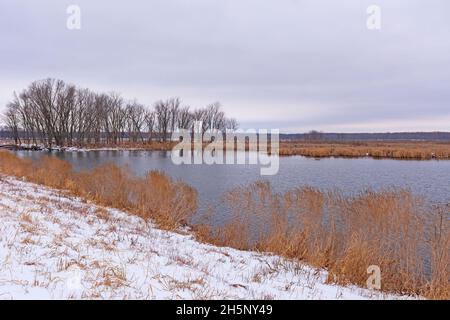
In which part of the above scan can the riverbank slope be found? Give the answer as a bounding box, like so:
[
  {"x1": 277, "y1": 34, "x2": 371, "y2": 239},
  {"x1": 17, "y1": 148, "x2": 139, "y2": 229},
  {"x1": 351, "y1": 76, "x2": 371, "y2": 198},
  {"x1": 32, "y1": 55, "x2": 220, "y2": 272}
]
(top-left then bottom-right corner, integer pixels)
[{"x1": 0, "y1": 175, "x2": 408, "y2": 299}]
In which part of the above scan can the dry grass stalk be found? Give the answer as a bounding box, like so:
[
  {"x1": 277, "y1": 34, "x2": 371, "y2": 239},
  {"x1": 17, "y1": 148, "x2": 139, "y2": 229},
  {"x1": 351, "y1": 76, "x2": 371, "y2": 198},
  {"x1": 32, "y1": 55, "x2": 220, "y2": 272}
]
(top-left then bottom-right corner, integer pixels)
[
  {"x1": 278, "y1": 140, "x2": 450, "y2": 160},
  {"x1": 199, "y1": 181, "x2": 449, "y2": 299}
]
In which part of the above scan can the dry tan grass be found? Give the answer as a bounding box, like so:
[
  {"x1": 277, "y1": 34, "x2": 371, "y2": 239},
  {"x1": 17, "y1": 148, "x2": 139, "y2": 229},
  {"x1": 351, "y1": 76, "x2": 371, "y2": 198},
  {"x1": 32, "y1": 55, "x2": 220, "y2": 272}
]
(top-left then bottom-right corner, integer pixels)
[
  {"x1": 196, "y1": 182, "x2": 450, "y2": 299},
  {"x1": 279, "y1": 140, "x2": 450, "y2": 160}
]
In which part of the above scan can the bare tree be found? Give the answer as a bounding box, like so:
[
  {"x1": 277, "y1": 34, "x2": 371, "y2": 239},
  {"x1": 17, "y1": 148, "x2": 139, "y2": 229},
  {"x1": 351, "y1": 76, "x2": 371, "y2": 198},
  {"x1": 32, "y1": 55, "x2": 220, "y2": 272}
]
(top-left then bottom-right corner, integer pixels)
[
  {"x1": 105, "y1": 92, "x2": 124, "y2": 144},
  {"x1": 145, "y1": 110, "x2": 156, "y2": 142},
  {"x1": 169, "y1": 97, "x2": 180, "y2": 136},
  {"x1": 155, "y1": 100, "x2": 171, "y2": 142},
  {"x1": 177, "y1": 106, "x2": 193, "y2": 130},
  {"x1": 4, "y1": 102, "x2": 21, "y2": 145},
  {"x1": 225, "y1": 118, "x2": 239, "y2": 132},
  {"x1": 2, "y1": 79, "x2": 239, "y2": 148},
  {"x1": 126, "y1": 100, "x2": 146, "y2": 142}
]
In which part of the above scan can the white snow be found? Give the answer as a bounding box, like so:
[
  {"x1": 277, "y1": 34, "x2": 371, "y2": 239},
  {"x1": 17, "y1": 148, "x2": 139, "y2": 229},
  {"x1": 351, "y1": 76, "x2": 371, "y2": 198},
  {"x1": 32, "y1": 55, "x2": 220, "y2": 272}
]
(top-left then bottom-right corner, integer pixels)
[
  {"x1": 8, "y1": 143, "x2": 146, "y2": 152},
  {"x1": 0, "y1": 175, "x2": 416, "y2": 300}
]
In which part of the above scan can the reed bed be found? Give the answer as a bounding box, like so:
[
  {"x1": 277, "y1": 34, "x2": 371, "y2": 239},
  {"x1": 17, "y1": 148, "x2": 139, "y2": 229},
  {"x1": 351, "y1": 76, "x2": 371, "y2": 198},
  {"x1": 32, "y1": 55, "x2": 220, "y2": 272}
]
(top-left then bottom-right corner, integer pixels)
[
  {"x1": 195, "y1": 182, "x2": 449, "y2": 299},
  {"x1": 279, "y1": 141, "x2": 450, "y2": 160}
]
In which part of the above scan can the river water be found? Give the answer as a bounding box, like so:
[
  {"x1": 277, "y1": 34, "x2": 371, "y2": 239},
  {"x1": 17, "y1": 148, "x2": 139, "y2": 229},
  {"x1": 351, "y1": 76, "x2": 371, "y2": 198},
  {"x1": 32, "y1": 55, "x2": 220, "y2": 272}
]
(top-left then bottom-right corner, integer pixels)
[{"x1": 15, "y1": 150, "x2": 450, "y2": 217}]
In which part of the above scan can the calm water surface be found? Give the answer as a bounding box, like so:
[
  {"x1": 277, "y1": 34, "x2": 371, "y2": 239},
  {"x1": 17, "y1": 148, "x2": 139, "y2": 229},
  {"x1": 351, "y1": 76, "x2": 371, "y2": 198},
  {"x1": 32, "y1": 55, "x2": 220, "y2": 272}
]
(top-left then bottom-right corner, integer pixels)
[{"x1": 15, "y1": 150, "x2": 450, "y2": 222}]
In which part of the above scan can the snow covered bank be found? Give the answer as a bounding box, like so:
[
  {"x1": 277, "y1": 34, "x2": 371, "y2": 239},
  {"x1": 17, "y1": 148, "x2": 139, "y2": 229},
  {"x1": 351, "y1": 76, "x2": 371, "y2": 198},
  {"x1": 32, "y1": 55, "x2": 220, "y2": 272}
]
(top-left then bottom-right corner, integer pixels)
[
  {"x1": 1, "y1": 143, "x2": 146, "y2": 152},
  {"x1": 0, "y1": 175, "x2": 413, "y2": 300}
]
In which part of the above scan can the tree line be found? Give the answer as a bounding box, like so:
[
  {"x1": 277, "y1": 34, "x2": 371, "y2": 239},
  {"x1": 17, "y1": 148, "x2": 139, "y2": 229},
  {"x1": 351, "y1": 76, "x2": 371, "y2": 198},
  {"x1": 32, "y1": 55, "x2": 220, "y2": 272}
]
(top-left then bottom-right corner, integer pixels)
[{"x1": 2, "y1": 78, "x2": 238, "y2": 147}]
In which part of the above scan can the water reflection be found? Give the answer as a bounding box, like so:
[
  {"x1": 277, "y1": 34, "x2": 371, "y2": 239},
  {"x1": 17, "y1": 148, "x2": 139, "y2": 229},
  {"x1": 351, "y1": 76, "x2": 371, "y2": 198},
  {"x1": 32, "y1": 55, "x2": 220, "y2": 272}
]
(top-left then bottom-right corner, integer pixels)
[{"x1": 15, "y1": 150, "x2": 450, "y2": 225}]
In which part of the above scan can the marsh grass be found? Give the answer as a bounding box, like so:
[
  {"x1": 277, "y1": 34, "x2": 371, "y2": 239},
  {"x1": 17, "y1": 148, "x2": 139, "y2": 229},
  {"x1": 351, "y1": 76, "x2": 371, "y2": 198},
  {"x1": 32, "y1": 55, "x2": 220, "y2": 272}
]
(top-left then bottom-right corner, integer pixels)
[
  {"x1": 196, "y1": 182, "x2": 449, "y2": 299},
  {"x1": 279, "y1": 141, "x2": 450, "y2": 160}
]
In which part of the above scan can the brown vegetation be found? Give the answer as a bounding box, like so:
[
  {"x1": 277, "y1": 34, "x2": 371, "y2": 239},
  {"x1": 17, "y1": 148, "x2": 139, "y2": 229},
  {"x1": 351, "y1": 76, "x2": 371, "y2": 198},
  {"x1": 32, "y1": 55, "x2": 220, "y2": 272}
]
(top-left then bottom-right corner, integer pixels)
[
  {"x1": 0, "y1": 150, "x2": 197, "y2": 229},
  {"x1": 196, "y1": 182, "x2": 449, "y2": 299},
  {"x1": 279, "y1": 140, "x2": 450, "y2": 160}
]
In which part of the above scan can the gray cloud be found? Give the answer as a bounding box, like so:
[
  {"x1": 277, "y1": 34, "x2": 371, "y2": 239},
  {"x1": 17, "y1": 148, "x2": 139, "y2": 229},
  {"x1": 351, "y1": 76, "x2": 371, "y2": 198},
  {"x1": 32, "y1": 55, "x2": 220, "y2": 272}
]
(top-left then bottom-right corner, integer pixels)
[{"x1": 1, "y1": 0, "x2": 449, "y2": 132}]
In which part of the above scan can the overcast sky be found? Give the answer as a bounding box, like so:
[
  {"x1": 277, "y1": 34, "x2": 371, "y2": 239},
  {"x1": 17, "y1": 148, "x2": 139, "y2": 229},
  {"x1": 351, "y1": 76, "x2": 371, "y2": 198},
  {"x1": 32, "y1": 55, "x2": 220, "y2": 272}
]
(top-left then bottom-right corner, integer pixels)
[{"x1": 0, "y1": 0, "x2": 449, "y2": 133}]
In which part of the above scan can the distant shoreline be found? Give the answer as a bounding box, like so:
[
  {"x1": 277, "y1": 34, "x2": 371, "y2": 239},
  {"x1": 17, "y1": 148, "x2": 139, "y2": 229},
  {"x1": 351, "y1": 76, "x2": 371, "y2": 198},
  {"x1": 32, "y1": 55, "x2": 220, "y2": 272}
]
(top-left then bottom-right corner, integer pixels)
[{"x1": 2, "y1": 139, "x2": 450, "y2": 160}]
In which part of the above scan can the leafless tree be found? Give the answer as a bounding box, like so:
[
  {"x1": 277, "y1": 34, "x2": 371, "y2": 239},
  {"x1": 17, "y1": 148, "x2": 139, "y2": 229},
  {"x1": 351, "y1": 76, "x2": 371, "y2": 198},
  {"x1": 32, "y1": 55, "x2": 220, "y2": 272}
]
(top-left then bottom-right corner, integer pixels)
[
  {"x1": 4, "y1": 102, "x2": 21, "y2": 144},
  {"x1": 225, "y1": 118, "x2": 239, "y2": 132},
  {"x1": 2, "y1": 79, "x2": 238, "y2": 148},
  {"x1": 169, "y1": 97, "x2": 180, "y2": 135},
  {"x1": 177, "y1": 106, "x2": 193, "y2": 130},
  {"x1": 126, "y1": 100, "x2": 146, "y2": 142},
  {"x1": 155, "y1": 99, "x2": 171, "y2": 142},
  {"x1": 145, "y1": 110, "x2": 156, "y2": 142}
]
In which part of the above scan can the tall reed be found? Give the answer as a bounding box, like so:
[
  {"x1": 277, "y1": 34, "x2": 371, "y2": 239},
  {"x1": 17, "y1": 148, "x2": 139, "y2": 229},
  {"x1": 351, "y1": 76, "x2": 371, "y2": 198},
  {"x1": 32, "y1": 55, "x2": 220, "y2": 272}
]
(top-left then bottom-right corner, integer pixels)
[
  {"x1": 196, "y1": 182, "x2": 449, "y2": 299},
  {"x1": 279, "y1": 141, "x2": 450, "y2": 160}
]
